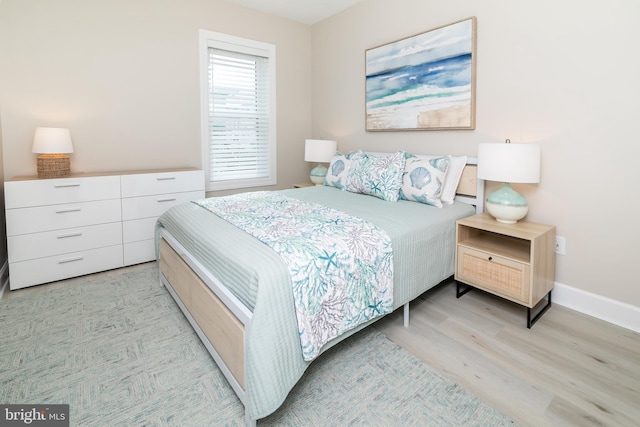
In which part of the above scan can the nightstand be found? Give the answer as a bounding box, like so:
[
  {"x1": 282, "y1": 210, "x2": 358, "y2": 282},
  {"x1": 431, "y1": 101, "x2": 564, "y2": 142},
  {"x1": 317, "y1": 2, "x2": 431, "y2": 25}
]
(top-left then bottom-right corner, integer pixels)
[
  {"x1": 293, "y1": 182, "x2": 315, "y2": 188},
  {"x1": 454, "y1": 213, "x2": 555, "y2": 328}
]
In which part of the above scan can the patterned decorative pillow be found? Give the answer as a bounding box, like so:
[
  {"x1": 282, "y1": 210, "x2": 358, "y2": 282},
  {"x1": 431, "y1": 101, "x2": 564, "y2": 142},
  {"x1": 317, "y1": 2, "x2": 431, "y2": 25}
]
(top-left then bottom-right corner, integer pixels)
[
  {"x1": 400, "y1": 155, "x2": 450, "y2": 207},
  {"x1": 345, "y1": 151, "x2": 406, "y2": 202},
  {"x1": 323, "y1": 150, "x2": 366, "y2": 190}
]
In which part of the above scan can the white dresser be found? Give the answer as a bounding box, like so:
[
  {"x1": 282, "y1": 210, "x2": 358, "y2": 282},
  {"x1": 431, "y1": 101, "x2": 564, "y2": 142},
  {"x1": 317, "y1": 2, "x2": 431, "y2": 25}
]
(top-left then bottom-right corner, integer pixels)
[{"x1": 5, "y1": 168, "x2": 204, "y2": 290}]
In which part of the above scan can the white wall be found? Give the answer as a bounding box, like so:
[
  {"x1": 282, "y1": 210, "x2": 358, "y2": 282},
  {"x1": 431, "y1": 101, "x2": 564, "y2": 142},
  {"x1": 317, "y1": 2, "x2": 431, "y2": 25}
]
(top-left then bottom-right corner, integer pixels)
[
  {"x1": 0, "y1": 0, "x2": 313, "y2": 192},
  {"x1": 311, "y1": 0, "x2": 640, "y2": 310}
]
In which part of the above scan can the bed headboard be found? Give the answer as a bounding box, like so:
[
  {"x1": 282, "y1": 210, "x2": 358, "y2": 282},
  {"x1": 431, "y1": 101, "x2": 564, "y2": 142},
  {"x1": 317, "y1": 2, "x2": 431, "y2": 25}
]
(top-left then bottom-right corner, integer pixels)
[
  {"x1": 453, "y1": 158, "x2": 484, "y2": 214},
  {"x1": 365, "y1": 152, "x2": 484, "y2": 214}
]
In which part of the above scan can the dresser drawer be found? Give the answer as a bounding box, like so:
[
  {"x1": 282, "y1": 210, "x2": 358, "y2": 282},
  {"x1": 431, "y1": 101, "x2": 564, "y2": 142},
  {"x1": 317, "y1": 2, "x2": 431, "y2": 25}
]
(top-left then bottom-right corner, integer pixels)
[
  {"x1": 8, "y1": 222, "x2": 123, "y2": 263},
  {"x1": 5, "y1": 175, "x2": 120, "y2": 208},
  {"x1": 121, "y1": 170, "x2": 204, "y2": 197},
  {"x1": 456, "y1": 246, "x2": 531, "y2": 304},
  {"x1": 6, "y1": 199, "x2": 122, "y2": 236},
  {"x1": 124, "y1": 239, "x2": 156, "y2": 266},
  {"x1": 123, "y1": 217, "x2": 157, "y2": 243},
  {"x1": 9, "y1": 245, "x2": 124, "y2": 290},
  {"x1": 121, "y1": 191, "x2": 203, "y2": 221}
]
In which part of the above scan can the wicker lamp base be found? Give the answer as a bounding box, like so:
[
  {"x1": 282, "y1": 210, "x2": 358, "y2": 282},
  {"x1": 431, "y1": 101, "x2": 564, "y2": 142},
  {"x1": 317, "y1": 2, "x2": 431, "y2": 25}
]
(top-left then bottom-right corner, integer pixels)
[{"x1": 37, "y1": 154, "x2": 71, "y2": 178}]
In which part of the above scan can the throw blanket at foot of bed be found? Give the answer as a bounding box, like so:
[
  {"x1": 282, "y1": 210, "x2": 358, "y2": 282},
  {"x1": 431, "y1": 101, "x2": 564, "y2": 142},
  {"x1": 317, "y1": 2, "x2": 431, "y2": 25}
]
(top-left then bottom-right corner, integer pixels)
[{"x1": 195, "y1": 192, "x2": 394, "y2": 361}]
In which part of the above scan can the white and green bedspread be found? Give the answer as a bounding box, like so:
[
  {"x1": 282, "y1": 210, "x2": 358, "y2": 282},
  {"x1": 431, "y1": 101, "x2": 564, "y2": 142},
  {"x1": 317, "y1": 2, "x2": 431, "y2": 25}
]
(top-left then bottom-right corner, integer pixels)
[
  {"x1": 155, "y1": 185, "x2": 475, "y2": 420},
  {"x1": 194, "y1": 192, "x2": 394, "y2": 361}
]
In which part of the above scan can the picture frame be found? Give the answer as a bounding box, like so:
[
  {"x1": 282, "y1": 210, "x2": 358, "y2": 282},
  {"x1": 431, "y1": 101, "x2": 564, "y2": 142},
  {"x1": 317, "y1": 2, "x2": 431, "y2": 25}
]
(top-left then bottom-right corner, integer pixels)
[{"x1": 365, "y1": 17, "x2": 477, "y2": 131}]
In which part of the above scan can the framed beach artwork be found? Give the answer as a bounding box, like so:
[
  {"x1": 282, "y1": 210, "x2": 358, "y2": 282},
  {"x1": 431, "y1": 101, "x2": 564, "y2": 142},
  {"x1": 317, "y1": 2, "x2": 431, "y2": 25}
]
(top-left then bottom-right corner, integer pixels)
[{"x1": 365, "y1": 17, "x2": 477, "y2": 131}]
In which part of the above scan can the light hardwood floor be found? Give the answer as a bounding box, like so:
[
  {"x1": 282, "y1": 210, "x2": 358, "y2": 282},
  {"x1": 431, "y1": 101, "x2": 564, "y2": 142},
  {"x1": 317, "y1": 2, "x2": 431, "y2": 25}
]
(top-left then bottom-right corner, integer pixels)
[{"x1": 374, "y1": 280, "x2": 640, "y2": 427}]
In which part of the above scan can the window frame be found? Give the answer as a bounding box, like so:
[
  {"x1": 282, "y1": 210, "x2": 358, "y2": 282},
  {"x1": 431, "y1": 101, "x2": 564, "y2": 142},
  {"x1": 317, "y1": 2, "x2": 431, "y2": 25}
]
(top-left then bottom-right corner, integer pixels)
[{"x1": 199, "y1": 29, "x2": 277, "y2": 191}]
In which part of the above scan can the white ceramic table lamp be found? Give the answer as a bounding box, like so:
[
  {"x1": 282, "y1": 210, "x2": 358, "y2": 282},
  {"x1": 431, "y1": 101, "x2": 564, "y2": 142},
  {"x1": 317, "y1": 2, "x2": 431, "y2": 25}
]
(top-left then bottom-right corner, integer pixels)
[
  {"x1": 477, "y1": 140, "x2": 540, "y2": 223},
  {"x1": 304, "y1": 139, "x2": 337, "y2": 185},
  {"x1": 32, "y1": 127, "x2": 74, "y2": 178}
]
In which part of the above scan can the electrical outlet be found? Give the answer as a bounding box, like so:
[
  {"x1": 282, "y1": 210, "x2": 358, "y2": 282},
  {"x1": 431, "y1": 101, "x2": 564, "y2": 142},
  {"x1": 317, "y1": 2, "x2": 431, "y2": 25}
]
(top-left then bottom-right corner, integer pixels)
[{"x1": 555, "y1": 236, "x2": 566, "y2": 255}]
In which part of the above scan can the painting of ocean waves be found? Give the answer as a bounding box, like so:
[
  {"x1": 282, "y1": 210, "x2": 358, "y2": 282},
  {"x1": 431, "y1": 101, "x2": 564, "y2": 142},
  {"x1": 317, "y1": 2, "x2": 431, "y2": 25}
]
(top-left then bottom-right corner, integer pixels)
[{"x1": 366, "y1": 17, "x2": 476, "y2": 130}]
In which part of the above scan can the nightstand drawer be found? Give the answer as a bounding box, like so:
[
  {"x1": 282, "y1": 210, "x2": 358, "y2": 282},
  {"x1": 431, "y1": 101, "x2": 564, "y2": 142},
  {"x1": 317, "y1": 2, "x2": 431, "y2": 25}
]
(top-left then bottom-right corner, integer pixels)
[{"x1": 457, "y1": 246, "x2": 531, "y2": 303}]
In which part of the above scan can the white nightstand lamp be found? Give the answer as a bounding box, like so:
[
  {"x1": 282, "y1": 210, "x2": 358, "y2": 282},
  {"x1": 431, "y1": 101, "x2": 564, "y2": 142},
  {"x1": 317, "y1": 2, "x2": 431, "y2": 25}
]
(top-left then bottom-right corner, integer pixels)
[
  {"x1": 477, "y1": 139, "x2": 540, "y2": 224},
  {"x1": 32, "y1": 127, "x2": 75, "y2": 179},
  {"x1": 304, "y1": 139, "x2": 337, "y2": 185}
]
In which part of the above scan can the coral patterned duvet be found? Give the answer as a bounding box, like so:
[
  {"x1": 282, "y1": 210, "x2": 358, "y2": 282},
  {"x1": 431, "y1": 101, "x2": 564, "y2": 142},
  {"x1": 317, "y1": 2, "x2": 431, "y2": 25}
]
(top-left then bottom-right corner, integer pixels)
[{"x1": 195, "y1": 191, "x2": 393, "y2": 361}]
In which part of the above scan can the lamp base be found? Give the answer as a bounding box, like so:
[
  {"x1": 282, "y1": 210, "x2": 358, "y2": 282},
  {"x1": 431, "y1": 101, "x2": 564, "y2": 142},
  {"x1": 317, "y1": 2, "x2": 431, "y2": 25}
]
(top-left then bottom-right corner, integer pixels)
[
  {"x1": 37, "y1": 154, "x2": 71, "y2": 179},
  {"x1": 310, "y1": 164, "x2": 327, "y2": 186},
  {"x1": 485, "y1": 183, "x2": 528, "y2": 224}
]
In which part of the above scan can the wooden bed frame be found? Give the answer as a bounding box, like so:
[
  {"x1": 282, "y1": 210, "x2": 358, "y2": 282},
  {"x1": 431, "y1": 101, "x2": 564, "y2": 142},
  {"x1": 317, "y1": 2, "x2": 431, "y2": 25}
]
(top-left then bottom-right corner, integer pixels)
[{"x1": 158, "y1": 158, "x2": 483, "y2": 426}]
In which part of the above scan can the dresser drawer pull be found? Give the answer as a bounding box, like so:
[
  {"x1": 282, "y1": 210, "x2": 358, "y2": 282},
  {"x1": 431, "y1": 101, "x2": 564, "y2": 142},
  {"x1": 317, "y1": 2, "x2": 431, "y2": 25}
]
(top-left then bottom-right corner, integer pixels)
[
  {"x1": 57, "y1": 232, "x2": 83, "y2": 239},
  {"x1": 156, "y1": 177, "x2": 176, "y2": 181},
  {"x1": 157, "y1": 198, "x2": 177, "y2": 203},
  {"x1": 56, "y1": 208, "x2": 82, "y2": 214},
  {"x1": 54, "y1": 183, "x2": 81, "y2": 188},
  {"x1": 58, "y1": 256, "x2": 84, "y2": 264},
  {"x1": 488, "y1": 256, "x2": 493, "y2": 261}
]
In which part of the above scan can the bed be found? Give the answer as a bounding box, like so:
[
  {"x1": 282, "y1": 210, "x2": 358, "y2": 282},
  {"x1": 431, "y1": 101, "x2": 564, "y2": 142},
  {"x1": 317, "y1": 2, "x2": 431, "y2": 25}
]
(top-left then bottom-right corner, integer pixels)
[{"x1": 155, "y1": 152, "x2": 483, "y2": 426}]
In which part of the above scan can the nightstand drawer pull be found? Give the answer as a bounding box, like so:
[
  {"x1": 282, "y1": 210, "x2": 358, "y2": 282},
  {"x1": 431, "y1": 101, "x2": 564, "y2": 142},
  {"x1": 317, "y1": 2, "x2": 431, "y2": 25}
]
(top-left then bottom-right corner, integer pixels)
[
  {"x1": 57, "y1": 232, "x2": 83, "y2": 239},
  {"x1": 56, "y1": 208, "x2": 82, "y2": 214},
  {"x1": 488, "y1": 256, "x2": 493, "y2": 261},
  {"x1": 157, "y1": 198, "x2": 177, "y2": 203},
  {"x1": 58, "y1": 256, "x2": 84, "y2": 264},
  {"x1": 156, "y1": 177, "x2": 176, "y2": 181},
  {"x1": 54, "y1": 183, "x2": 81, "y2": 188}
]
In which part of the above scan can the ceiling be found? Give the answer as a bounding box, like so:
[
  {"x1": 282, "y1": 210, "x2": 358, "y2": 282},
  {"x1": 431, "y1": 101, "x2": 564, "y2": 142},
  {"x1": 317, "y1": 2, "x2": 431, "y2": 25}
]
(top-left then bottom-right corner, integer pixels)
[{"x1": 223, "y1": 0, "x2": 365, "y2": 25}]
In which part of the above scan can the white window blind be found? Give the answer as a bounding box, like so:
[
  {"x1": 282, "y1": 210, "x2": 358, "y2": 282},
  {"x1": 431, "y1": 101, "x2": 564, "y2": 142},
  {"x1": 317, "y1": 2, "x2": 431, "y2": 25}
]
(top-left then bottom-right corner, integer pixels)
[{"x1": 200, "y1": 31, "x2": 276, "y2": 191}]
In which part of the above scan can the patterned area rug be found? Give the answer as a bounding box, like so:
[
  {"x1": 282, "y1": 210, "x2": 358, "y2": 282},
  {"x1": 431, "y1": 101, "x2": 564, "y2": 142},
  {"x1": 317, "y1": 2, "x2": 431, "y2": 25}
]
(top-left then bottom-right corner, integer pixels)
[{"x1": 0, "y1": 264, "x2": 515, "y2": 426}]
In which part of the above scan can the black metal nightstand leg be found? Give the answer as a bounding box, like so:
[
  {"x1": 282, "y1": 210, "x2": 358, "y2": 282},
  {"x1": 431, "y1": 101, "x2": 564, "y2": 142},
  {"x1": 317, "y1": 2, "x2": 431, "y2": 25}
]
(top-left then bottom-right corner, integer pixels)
[
  {"x1": 456, "y1": 281, "x2": 474, "y2": 298},
  {"x1": 527, "y1": 290, "x2": 552, "y2": 328}
]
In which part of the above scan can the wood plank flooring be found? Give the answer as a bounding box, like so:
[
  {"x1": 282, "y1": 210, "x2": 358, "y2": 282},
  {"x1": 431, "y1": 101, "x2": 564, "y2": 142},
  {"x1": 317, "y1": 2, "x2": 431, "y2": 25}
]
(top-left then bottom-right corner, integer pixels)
[{"x1": 374, "y1": 280, "x2": 640, "y2": 427}]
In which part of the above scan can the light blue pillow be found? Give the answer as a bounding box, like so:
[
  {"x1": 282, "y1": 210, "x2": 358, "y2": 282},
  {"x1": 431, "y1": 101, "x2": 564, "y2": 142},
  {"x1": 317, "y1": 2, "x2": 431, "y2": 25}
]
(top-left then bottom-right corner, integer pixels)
[
  {"x1": 324, "y1": 150, "x2": 366, "y2": 190},
  {"x1": 346, "y1": 151, "x2": 406, "y2": 202},
  {"x1": 400, "y1": 155, "x2": 450, "y2": 207}
]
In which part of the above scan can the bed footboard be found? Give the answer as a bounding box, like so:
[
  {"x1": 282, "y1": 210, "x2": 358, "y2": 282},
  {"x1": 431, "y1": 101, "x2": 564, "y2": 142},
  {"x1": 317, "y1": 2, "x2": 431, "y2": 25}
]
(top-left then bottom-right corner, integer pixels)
[
  {"x1": 158, "y1": 233, "x2": 255, "y2": 425},
  {"x1": 159, "y1": 238, "x2": 245, "y2": 386}
]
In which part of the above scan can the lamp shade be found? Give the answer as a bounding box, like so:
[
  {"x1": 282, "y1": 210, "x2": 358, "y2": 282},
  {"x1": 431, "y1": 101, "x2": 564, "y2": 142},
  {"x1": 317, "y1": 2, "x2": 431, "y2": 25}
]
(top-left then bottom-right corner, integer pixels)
[
  {"x1": 477, "y1": 142, "x2": 540, "y2": 183},
  {"x1": 32, "y1": 127, "x2": 74, "y2": 154},
  {"x1": 304, "y1": 139, "x2": 337, "y2": 163},
  {"x1": 477, "y1": 141, "x2": 541, "y2": 224}
]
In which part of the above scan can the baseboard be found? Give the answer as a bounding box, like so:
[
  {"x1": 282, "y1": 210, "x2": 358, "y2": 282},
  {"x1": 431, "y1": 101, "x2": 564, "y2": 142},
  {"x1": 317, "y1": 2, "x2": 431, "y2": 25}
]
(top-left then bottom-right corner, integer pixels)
[
  {"x1": 0, "y1": 261, "x2": 9, "y2": 300},
  {"x1": 553, "y1": 281, "x2": 640, "y2": 333}
]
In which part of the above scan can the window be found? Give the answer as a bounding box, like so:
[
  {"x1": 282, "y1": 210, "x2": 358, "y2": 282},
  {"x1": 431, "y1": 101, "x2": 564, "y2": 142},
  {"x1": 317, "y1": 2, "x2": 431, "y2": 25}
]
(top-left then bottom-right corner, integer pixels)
[{"x1": 200, "y1": 30, "x2": 277, "y2": 191}]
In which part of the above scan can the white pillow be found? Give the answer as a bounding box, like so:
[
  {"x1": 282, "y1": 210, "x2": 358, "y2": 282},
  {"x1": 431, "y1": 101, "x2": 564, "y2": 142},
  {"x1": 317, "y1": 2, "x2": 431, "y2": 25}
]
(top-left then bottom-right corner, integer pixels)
[{"x1": 441, "y1": 155, "x2": 467, "y2": 204}]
